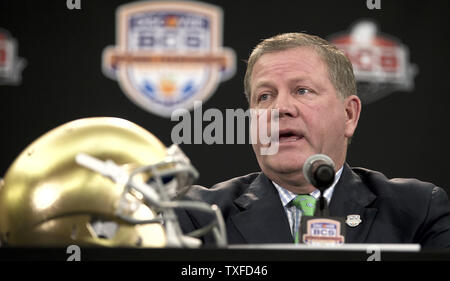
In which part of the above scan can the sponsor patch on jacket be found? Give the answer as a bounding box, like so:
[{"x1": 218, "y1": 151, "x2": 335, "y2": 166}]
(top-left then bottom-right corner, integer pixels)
[{"x1": 346, "y1": 214, "x2": 362, "y2": 227}]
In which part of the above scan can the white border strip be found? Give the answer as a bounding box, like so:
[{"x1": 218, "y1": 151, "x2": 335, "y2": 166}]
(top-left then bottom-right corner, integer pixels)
[{"x1": 228, "y1": 243, "x2": 421, "y2": 252}]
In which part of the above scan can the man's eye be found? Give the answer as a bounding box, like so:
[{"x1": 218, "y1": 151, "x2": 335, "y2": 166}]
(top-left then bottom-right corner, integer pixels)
[
  {"x1": 258, "y1": 93, "x2": 269, "y2": 101},
  {"x1": 296, "y1": 88, "x2": 310, "y2": 95}
]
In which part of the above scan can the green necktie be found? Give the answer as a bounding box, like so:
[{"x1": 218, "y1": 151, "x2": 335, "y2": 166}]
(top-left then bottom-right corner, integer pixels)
[{"x1": 292, "y1": 194, "x2": 316, "y2": 243}]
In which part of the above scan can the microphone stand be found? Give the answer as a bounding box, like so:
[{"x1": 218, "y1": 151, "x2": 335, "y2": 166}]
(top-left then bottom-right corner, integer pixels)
[
  {"x1": 301, "y1": 154, "x2": 345, "y2": 245},
  {"x1": 316, "y1": 187, "x2": 329, "y2": 217}
]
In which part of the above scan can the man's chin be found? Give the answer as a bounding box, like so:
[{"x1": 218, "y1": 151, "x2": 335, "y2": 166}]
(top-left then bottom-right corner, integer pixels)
[{"x1": 264, "y1": 161, "x2": 304, "y2": 175}]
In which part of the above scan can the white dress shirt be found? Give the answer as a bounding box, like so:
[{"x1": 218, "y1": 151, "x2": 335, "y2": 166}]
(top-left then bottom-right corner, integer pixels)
[{"x1": 272, "y1": 167, "x2": 343, "y2": 238}]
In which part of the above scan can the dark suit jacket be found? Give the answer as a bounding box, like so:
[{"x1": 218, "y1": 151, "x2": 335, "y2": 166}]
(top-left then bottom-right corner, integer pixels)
[{"x1": 176, "y1": 163, "x2": 450, "y2": 248}]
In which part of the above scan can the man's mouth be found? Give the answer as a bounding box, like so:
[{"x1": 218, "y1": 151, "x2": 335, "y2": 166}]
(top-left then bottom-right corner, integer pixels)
[{"x1": 277, "y1": 130, "x2": 304, "y2": 143}]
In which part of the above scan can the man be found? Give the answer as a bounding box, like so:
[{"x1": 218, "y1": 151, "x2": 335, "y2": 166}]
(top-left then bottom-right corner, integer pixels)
[{"x1": 176, "y1": 33, "x2": 450, "y2": 248}]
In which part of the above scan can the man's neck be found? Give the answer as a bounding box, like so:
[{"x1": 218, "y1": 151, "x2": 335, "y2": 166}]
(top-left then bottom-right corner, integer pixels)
[
  {"x1": 265, "y1": 164, "x2": 344, "y2": 195},
  {"x1": 268, "y1": 173, "x2": 316, "y2": 194}
]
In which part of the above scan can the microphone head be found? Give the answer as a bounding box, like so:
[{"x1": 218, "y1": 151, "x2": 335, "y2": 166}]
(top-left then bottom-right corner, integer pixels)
[
  {"x1": 303, "y1": 154, "x2": 335, "y2": 192},
  {"x1": 314, "y1": 165, "x2": 335, "y2": 189}
]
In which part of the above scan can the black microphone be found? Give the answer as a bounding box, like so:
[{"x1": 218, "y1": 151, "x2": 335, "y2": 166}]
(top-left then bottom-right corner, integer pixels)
[
  {"x1": 302, "y1": 154, "x2": 335, "y2": 216},
  {"x1": 303, "y1": 154, "x2": 335, "y2": 190}
]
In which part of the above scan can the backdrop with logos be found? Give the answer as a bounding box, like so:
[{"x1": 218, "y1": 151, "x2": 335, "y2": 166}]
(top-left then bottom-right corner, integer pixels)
[{"x1": 0, "y1": 0, "x2": 449, "y2": 196}]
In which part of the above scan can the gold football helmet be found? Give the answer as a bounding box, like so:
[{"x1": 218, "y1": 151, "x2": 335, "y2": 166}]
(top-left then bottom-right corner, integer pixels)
[{"x1": 0, "y1": 117, "x2": 226, "y2": 247}]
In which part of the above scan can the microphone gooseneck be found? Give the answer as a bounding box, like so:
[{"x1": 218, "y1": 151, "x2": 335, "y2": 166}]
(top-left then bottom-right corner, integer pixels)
[{"x1": 302, "y1": 154, "x2": 336, "y2": 215}]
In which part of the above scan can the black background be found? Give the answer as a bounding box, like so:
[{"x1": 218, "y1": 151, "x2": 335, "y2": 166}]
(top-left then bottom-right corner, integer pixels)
[{"x1": 0, "y1": 0, "x2": 449, "y2": 195}]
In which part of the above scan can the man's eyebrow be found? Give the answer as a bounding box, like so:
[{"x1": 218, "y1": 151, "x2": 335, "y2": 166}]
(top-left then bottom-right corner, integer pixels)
[
  {"x1": 253, "y1": 81, "x2": 275, "y2": 91},
  {"x1": 255, "y1": 77, "x2": 316, "y2": 88},
  {"x1": 252, "y1": 77, "x2": 324, "y2": 96},
  {"x1": 289, "y1": 77, "x2": 314, "y2": 85},
  {"x1": 289, "y1": 77, "x2": 324, "y2": 90}
]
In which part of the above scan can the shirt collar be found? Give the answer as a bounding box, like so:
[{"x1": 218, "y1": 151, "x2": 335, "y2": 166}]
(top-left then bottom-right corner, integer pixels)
[{"x1": 273, "y1": 166, "x2": 344, "y2": 207}]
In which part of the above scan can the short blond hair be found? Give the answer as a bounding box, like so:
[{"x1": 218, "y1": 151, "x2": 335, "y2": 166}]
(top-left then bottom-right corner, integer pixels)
[{"x1": 244, "y1": 32, "x2": 356, "y2": 103}]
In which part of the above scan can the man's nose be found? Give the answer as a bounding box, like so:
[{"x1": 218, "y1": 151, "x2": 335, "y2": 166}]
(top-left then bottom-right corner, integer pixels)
[{"x1": 272, "y1": 92, "x2": 298, "y2": 118}]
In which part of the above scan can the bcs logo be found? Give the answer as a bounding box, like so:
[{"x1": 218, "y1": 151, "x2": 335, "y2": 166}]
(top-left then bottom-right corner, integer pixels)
[
  {"x1": 102, "y1": 1, "x2": 236, "y2": 117},
  {"x1": 302, "y1": 218, "x2": 345, "y2": 245},
  {"x1": 329, "y1": 20, "x2": 417, "y2": 104},
  {"x1": 0, "y1": 28, "x2": 26, "y2": 85}
]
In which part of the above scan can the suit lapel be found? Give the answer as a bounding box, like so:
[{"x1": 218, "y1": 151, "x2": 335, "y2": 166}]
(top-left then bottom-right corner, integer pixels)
[
  {"x1": 230, "y1": 173, "x2": 293, "y2": 243},
  {"x1": 329, "y1": 163, "x2": 378, "y2": 243},
  {"x1": 228, "y1": 164, "x2": 378, "y2": 244}
]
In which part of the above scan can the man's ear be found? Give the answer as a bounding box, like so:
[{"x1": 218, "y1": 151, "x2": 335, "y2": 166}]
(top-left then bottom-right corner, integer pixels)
[{"x1": 344, "y1": 95, "x2": 362, "y2": 138}]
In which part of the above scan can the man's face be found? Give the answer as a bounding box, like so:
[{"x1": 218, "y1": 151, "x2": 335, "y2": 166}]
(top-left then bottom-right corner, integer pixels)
[{"x1": 250, "y1": 47, "x2": 359, "y2": 185}]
